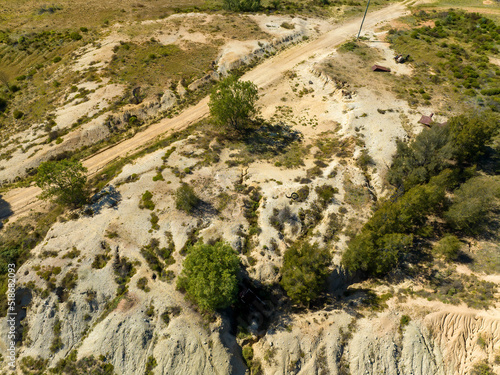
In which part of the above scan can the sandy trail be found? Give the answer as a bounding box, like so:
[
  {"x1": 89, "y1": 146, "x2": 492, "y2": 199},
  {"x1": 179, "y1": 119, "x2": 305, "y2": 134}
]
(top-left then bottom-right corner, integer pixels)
[{"x1": 1, "y1": 1, "x2": 409, "y2": 222}]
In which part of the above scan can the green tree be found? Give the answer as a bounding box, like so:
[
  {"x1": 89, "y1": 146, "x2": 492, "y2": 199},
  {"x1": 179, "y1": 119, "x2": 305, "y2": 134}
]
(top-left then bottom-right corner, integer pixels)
[
  {"x1": 209, "y1": 75, "x2": 259, "y2": 130},
  {"x1": 177, "y1": 242, "x2": 240, "y2": 311},
  {"x1": 388, "y1": 125, "x2": 452, "y2": 189},
  {"x1": 434, "y1": 234, "x2": 461, "y2": 261},
  {"x1": 223, "y1": 0, "x2": 261, "y2": 11},
  {"x1": 36, "y1": 159, "x2": 88, "y2": 207},
  {"x1": 280, "y1": 242, "x2": 331, "y2": 306},
  {"x1": 175, "y1": 183, "x2": 200, "y2": 213},
  {"x1": 448, "y1": 113, "x2": 497, "y2": 163},
  {"x1": 445, "y1": 176, "x2": 500, "y2": 234}
]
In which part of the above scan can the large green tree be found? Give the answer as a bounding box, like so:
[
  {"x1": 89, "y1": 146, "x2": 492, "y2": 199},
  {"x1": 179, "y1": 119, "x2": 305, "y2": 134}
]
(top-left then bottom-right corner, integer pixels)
[
  {"x1": 209, "y1": 75, "x2": 259, "y2": 130},
  {"x1": 280, "y1": 242, "x2": 331, "y2": 306},
  {"x1": 36, "y1": 159, "x2": 88, "y2": 207},
  {"x1": 448, "y1": 113, "x2": 497, "y2": 163},
  {"x1": 177, "y1": 241, "x2": 240, "y2": 311}
]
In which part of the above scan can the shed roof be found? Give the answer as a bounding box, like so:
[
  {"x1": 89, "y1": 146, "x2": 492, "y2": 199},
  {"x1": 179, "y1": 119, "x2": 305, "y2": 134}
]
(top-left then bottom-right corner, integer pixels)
[{"x1": 371, "y1": 65, "x2": 391, "y2": 72}]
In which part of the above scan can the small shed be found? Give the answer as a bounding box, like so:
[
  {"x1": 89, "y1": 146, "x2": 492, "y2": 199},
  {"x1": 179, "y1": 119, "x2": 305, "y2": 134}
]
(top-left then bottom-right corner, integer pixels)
[
  {"x1": 419, "y1": 113, "x2": 434, "y2": 126},
  {"x1": 371, "y1": 65, "x2": 391, "y2": 72}
]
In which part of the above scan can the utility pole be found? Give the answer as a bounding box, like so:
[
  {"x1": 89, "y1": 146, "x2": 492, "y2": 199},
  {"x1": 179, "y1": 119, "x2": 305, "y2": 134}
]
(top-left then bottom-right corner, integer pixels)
[{"x1": 357, "y1": 0, "x2": 371, "y2": 40}]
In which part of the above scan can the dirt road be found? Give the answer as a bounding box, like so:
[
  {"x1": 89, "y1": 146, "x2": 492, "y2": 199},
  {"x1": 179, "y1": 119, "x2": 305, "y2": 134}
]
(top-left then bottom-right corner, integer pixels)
[{"x1": 1, "y1": 1, "x2": 409, "y2": 222}]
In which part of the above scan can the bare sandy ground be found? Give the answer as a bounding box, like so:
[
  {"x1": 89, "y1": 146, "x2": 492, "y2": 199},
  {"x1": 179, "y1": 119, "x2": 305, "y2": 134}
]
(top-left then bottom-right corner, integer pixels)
[{"x1": 1, "y1": 1, "x2": 409, "y2": 223}]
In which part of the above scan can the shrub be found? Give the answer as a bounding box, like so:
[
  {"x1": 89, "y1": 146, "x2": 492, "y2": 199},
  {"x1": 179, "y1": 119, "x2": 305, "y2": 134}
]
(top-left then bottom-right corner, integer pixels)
[
  {"x1": 150, "y1": 213, "x2": 159, "y2": 230},
  {"x1": 209, "y1": 75, "x2": 258, "y2": 130},
  {"x1": 70, "y1": 32, "x2": 82, "y2": 41},
  {"x1": 53, "y1": 56, "x2": 62, "y2": 63},
  {"x1": 434, "y1": 234, "x2": 461, "y2": 261},
  {"x1": 445, "y1": 176, "x2": 500, "y2": 234},
  {"x1": 0, "y1": 97, "x2": 7, "y2": 113},
  {"x1": 137, "y1": 277, "x2": 150, "y2": 292},
  {"x1": 223, "y1": 0, "x2": 260, "y2": 11},
  {"x1": 36, "y1": 159, "x2": 88, "y2": 207},
  {"x1": 175, "y1": 183, "x2": 200, "y2": 213},
  {"x1": 177, "y1": 242, "x2": 240, "y2": 311},
  {"x1": 13, "y1": 109, "x2": 24, "y2": 119},
  {"x1": 280, "y1": 242, "x2": 331, "y2": 306},
  {"x1": 92, "y1": 254, "x2": 110, "y2": 269},
  {"x1": 139, "y1": 190, "x2": 155, "y2": 210},
  {"x1": 448, "y1": 113, "x2": 498, "y2": 163},
  {"x1": 399, "y1": 315, "x2": 411, "y2": 332}
]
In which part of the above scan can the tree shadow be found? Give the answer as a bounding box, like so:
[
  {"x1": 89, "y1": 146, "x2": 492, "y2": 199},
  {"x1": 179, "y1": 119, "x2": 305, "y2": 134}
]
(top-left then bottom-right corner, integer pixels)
[
  {"x1": 241, "y1": 122, "x2": 303, "y2": 156},
  {"x1": 86, "y1": 185, "x2": 122, "y2": 215},
  {"x1": 0, "y1": 194, "x2": 12, "y2": 225},
  {"x1": 192, "y1": 200, "x2": 218, "y2": 218}
]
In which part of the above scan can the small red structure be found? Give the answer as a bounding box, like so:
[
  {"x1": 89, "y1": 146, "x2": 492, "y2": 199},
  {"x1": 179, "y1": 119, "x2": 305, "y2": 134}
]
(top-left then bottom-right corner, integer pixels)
[
  {"x1": 371, "y1": 65, "x2": 391, "y2": 72},
  {"x1": 419, "y1": 113, "x2": 434, "y2": 126}
]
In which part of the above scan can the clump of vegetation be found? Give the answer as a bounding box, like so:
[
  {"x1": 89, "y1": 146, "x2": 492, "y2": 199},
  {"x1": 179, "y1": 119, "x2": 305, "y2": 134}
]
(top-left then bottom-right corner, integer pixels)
[
  {"x1": 50, "y1": 351, "x2": 115, "y2": 375},
  {"x1": 139, "y1": 190, "x2": 155, "y2": 210},
  {"x1": 471, "y1": 360, "x2": 495, "y2": 375},
  {"x1": 315, "y1": 185, "x2": 338, "y2": 208},
  {"x1": 209, "y1": 75, "x2": 259, "y2": 131},
  {"x1": 177, "y1": 242, "x2": 240, "y2": 311},
  {"x1": 388, "y1": 10, "x2": 500, "y2": 112},
  {"x1": 92, "y1": 253, "x2": 111, "y2": 269},
  {"x1": 343, "y1": 112, "x2": 499, "y2": 278},
  {"x1": 140, "y1": 238, "x2": 175, "y2": 281},
  {"x1": 36, "y1": 159, "x2": 88, "y2": 207},
  {"x1": 223, "y1": 0, "x2": 261, "y2": 12},
  {"x1": 144, "y1": 356, "x2": 157, "y2": 375},
  {"x1": 113, "y1": 255, "x2": 136, "y2": 295},
  {"x1": 280, "y1": 242, "x2": 331, "y2": 306},
  {"x1": 136, "y1": 277, "x2": 150, "y2": 292},
  {"x1": 175, "y1": 183, "x2": 200, "y2": 213},
  {"x1": 434, "y1": 234, "x2": 461, "y2": 261},
  {"x1": 62, "y1": 247, "x2": 80, "y2": 259},
  {"x1": 399, "y1": 315, "x2": 411, "y2": 333}
]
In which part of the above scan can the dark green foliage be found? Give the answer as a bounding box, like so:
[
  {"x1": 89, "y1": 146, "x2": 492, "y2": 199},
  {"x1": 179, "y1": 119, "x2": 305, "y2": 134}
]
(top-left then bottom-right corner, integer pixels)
[
  {"x1": 69, "y1": 31, "x2": 82, "y2": 41},
  {"x1": 209, "y1": 75, "x2": 258, "y2": 130},
  {"x1": 434, "y1": 234, "x2": 461, "y2": 261},
  {"x1": 400, "y1": 315, "x2": 411, "y2": 328},
  {"x1": 36, "y1": 159, "x2": 88, "y2": 207},
  {"x1": 0, "y1": 97, "x2": 7, "y2": 112},
  {"x1": 242, "y1": 345, "x2": 254, "y2": 366},
  {"x1": 280, "y1": 242, "x2": 331, "y2": 305},
  {"x1": 315, "y1": 185, "x2": 338, "y2": 208},
  {"x1": 136, "y1": 277, "x2": 150, "y2": 292},
  {"x1": 20, "y1": 356, "x2": 48, "y2": 375},
  {"x1": 139, "y1": 190, "x2": 155, "y2": 210},
  {"x1": 50, "y1": 352, "x2": 116, "y2": 374},
  {"x1": 445, "y1": 176, "x2": 500, "y2": 234},
  {"x1": 175, "y1": 183, "x2": 200, "y2": 213},
  {"x1": 388, "y1": 11, "x2": 500, "y2": 112},
  {"x1": 177, "y1": 242, "x2": 240, "y2": 311},
  {"x1": 223, "y1": 0, "x2": 261, "y2": 12},
  {"x1": 13, "y1": 109, "x2": 24, "y2": 119},
  {"x1": 140, "y1": 238, "x2": 175, "y2": 281},
  {"x1": 471, "y1": 360, "x2": 495, "y2": 375},
  {"x1": 388, "y1": 125, "x2": 453, "y2": 190},
  {"x1": 342, "y1": 169, "x2": 452, "y2": 277},
  {"x1": 92, "y1": 254, "x2": 111, "y2": 269},
  {"x1": 448, "y1": 113, "x2": 498, "y2": 163},
  {"x1": 113, "y1": 256, "x2": 135, "y2": 293},
  {"x1": 145, "y1": 356, "x2": 157, "y2": 375}
]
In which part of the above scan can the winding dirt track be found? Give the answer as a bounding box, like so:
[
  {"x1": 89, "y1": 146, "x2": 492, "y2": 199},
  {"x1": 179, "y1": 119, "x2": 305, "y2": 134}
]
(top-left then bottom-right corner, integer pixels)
[{"x1": 1, "y1": 1, "x2": 409, "y2": 222}]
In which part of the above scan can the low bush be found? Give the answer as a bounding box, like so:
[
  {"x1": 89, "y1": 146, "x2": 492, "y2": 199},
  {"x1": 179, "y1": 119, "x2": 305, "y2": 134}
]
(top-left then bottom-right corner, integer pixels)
[{"x1": 175, "y1": 183, "x2": 200, "y2": 213}]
